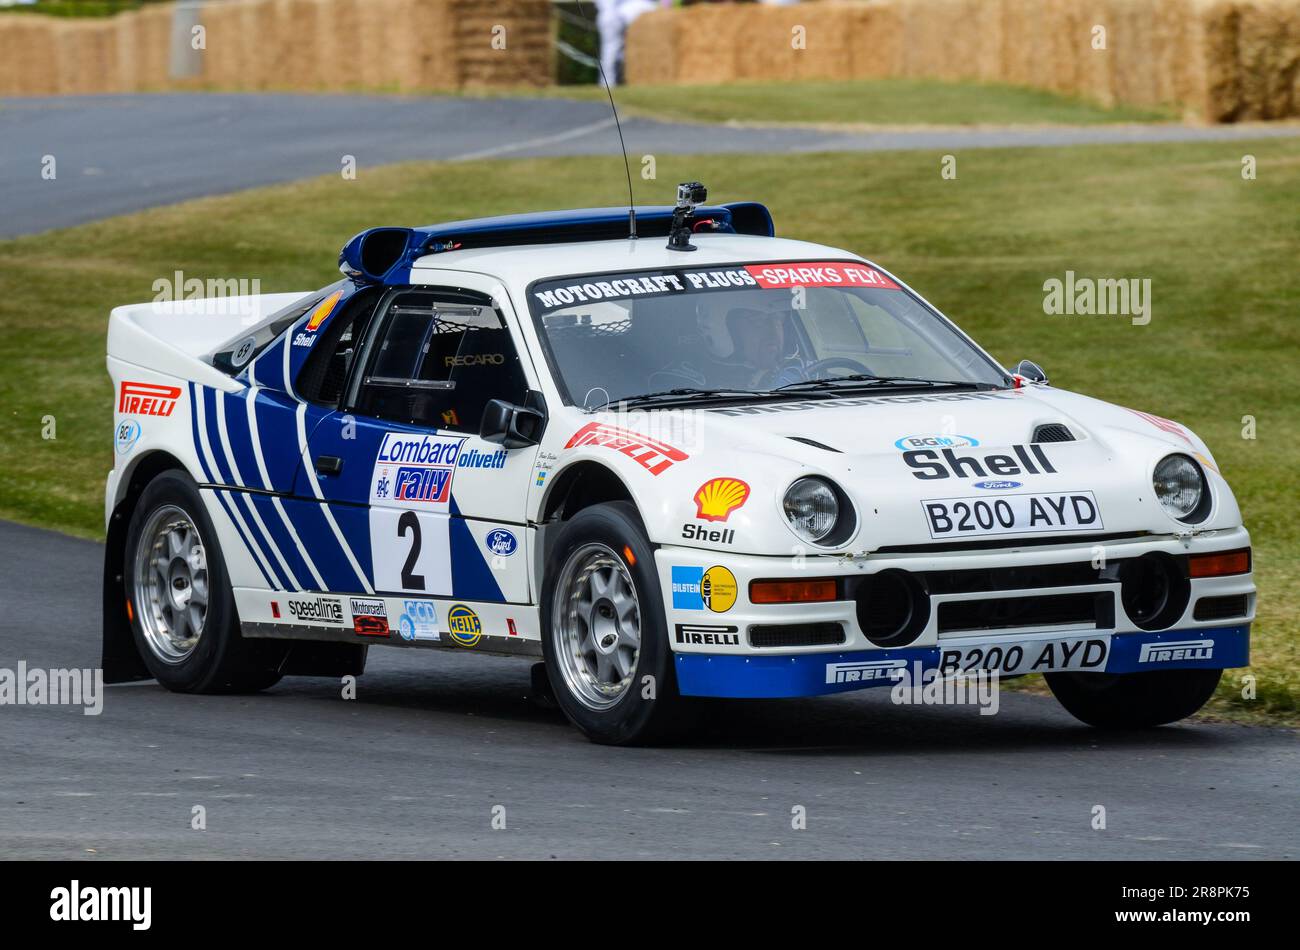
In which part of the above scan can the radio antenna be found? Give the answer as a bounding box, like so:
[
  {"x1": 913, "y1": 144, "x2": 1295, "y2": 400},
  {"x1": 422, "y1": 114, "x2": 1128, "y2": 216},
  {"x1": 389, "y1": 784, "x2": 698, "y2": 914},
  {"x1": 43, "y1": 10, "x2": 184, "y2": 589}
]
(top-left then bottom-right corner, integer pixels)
[{"x1": 574, "y1": 0, "x2": 636, "y2": 239}]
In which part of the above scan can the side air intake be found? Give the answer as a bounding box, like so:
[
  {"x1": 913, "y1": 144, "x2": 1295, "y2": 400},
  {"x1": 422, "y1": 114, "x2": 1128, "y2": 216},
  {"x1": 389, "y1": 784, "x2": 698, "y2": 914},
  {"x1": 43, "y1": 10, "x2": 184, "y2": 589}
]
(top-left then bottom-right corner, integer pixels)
[{"x1": 1032, "y1": 423, "x2": 1075, "y2": 443}]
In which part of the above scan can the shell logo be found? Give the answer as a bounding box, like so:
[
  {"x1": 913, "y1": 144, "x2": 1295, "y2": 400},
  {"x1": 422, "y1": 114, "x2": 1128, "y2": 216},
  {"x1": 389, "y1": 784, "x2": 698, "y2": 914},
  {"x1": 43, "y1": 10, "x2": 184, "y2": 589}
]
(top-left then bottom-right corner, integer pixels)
[
  {"x1": 693, "y1": 477, "x2": 750, "y2": 522},
  {"x1": 305, "y1": 289, "x2": 344, "y2": 331}
]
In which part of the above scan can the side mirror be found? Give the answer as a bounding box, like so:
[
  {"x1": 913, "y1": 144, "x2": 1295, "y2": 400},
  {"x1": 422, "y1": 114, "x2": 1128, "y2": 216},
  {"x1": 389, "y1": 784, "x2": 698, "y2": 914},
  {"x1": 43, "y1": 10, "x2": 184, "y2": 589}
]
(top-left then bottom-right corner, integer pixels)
[
  {"x1": 1014, "y1": 359, "x2": 1049, "y2": 385},
  {"x1": 480, "y1": 398, "x2": 545, "y2": 449}
]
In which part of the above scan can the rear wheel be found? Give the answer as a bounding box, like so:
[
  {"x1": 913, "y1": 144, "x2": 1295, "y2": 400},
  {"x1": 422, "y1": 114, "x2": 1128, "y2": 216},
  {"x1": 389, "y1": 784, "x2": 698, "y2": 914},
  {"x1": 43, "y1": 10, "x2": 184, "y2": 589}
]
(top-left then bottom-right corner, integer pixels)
[
  {"x1": 540, "y1": 502, "x2": 690, "y2": 745},
  {"x1": 1045, "y1": 668, "x2": 1222, "y2": 728},
  {"x1": 124, "y1": 470, "x2": 281, "y2": 693}
]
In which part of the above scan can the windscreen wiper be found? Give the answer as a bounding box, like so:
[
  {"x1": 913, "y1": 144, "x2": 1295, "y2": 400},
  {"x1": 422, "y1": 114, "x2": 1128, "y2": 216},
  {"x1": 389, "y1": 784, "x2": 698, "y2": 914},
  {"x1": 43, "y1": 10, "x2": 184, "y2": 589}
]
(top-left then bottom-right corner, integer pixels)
[
  {"x1": 589, "y1": 386, "x2": 829, "y2": 411},
  {"x1": 771, "y1": 374, "x2": 1000, "y2": 394}
]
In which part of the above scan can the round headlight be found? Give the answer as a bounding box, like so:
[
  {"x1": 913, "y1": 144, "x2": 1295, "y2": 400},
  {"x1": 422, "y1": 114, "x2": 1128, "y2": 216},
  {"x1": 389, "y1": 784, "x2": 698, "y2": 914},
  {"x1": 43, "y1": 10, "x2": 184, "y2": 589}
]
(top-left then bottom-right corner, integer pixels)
[
  {"x1": 1153, "y1": 454, "x2": 1206, "y2": 521},
  {"x1": 783, "y1": 477, "x2": 839, "y2": 543}
]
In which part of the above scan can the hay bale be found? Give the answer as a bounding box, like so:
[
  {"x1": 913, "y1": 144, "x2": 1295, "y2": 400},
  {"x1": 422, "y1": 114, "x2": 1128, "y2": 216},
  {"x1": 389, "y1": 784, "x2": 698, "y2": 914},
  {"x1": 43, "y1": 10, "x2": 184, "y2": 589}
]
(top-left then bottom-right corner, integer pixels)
[
  {"x1": 846, "y1": 3, "x2": 905, "y2": 81},
  {"x1": 1236, "y1": 0, "x2": 1300, "y2": 118},
  {"x1": 625, "y1": 7, "x2": 676, "y2": 84}
]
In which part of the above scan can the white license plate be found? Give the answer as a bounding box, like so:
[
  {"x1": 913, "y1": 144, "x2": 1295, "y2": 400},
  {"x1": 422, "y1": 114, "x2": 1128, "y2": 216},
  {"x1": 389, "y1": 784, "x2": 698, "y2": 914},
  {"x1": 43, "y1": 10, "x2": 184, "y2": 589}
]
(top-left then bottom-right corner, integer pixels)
[
  {"x1": 937, "y1": 634, "x2": 1111, "y2": 676},
  {"x1": 922, "y1": 491, "x2": 1102, "y2": 538}
]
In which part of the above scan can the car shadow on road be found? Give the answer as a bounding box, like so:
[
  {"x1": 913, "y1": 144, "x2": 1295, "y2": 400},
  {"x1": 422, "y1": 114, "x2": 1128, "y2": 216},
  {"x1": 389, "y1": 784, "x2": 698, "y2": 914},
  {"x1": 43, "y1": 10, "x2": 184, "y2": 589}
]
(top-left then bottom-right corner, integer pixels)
[{"x1": 266, "y1": 657, "x2": 1256, "y2": 756}]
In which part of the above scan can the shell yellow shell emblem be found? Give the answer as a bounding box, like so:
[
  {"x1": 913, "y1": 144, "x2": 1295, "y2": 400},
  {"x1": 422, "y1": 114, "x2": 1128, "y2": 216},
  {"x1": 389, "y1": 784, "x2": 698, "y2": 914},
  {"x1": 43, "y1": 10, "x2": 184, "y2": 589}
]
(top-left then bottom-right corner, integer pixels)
[
  {"x1": 305, "y1": 289, "x2": 344, "y2": 331},
  {"x1": 693, "y1": 477, "x2": 750, "y2": 522},
  {"x1": 701, "y1": 565, "x2": 738, "y2": 613}
]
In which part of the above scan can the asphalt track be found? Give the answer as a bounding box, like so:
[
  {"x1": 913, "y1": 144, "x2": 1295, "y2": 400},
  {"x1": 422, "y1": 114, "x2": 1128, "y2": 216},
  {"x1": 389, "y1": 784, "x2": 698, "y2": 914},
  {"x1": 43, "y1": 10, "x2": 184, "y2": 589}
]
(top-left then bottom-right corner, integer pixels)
[
  {"x1": 3, "y1": 93, "x2": 1300, "y2": 237},
  {"x1": 0, "y1": 520, "x2": 1295, "y2": 859},
  {"x1": 0, "y1": 93, "x2": 1297, "y2": 859}
]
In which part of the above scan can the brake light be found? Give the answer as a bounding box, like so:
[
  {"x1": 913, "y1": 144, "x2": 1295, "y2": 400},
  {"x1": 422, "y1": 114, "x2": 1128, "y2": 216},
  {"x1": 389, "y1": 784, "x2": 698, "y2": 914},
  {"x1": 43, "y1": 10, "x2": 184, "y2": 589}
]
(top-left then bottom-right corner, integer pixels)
[
  {"x1": 1188, "y1": 549, "x2": 1251, "y2": 578},
  {"x1": 749, "y1": 578, "x2": 838, "y2": 604}
]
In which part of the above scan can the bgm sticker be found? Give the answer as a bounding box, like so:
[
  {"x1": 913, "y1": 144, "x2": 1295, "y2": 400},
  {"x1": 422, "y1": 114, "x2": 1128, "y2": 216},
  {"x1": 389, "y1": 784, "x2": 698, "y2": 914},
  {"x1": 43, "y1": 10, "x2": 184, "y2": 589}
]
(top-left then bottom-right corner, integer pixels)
[{"x1": 115, "y1": 419, "x2": 142, "y2": 455}]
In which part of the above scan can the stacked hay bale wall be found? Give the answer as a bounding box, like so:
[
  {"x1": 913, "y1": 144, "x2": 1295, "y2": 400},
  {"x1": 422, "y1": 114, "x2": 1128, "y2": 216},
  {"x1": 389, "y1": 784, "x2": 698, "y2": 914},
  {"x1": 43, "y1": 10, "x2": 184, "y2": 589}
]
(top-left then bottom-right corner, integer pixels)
[
  {"x1": 0, "y1": 0, "x2": 552, "y2": 95},
  {"x1": 625, "y1": 0, "x2": 1300, "y2": 122}
]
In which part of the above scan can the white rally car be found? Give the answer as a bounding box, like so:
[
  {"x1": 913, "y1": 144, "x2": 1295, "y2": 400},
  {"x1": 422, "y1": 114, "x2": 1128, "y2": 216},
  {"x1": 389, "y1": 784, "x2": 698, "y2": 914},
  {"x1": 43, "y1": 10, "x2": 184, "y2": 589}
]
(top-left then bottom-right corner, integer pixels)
[{"x1": 103, "y1": 184, "x2": 1255, "y2": 744}]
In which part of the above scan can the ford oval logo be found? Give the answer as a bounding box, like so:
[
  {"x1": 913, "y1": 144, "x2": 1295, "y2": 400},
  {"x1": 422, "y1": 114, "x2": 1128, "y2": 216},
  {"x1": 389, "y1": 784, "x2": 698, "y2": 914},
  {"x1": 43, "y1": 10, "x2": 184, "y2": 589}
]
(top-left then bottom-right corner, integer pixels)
[
  {"x1": 973, "y1": 480, "x2": 1022, "y2": 490},
  {"x1": 486, "y1": 528, "x2": 518, "y2": 557},
  {"x1": 894, "y1": 434, "x2": 980, "y2": 450}
]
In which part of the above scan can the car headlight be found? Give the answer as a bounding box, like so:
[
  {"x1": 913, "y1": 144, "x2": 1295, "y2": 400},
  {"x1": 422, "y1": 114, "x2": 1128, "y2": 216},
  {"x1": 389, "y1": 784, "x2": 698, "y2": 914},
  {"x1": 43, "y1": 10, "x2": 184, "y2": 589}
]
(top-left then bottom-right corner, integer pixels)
[
  {"x1": 1153, "y1": 454, "x2": 1207, "y2": 522},
  {"x1": 783, "y1": 477, "x2": 841, "y2": 544}
]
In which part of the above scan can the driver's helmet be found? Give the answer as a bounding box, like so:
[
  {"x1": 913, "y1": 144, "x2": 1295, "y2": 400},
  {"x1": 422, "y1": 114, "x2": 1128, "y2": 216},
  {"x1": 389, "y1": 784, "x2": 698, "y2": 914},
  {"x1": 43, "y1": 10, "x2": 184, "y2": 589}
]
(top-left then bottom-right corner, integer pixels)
[{"x1": 696, "y1": 291, "x2": 792, "y2": 360}]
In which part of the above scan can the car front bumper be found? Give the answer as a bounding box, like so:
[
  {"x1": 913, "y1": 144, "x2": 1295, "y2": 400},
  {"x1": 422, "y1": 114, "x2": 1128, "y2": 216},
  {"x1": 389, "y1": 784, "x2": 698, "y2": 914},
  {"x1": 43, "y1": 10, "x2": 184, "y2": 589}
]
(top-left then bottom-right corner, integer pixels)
[{"x1": 655, "y1": 526, "x2": 1255, "y2": 698}]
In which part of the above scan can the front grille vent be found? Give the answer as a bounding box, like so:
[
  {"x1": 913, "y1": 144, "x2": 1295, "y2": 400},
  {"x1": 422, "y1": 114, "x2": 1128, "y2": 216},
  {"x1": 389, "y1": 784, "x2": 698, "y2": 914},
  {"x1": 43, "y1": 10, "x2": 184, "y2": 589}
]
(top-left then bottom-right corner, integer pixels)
[
  {"x1": 749, "y1": 623, "x2": 845, "y2": 648},
  {"x1": 938, "y1": 592, "x2": 1108, "y2": 635},
  {"x1": 1193, "y1": 594, "x2": 1249, "y2": 622}
]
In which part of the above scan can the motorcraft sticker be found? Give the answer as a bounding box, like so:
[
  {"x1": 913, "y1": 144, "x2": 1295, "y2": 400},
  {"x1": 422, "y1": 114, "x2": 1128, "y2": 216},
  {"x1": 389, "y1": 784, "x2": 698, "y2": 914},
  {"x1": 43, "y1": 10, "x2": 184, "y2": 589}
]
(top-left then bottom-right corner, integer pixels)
[{"x1": 531, "y1": 261, "x2": 899, "y2": 313}]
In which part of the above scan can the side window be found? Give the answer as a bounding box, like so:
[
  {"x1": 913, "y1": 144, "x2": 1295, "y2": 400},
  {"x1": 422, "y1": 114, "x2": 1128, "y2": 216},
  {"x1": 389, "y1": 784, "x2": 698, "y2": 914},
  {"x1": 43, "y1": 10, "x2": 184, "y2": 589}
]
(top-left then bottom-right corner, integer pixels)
[
  {"x1": 351, "y1": 289, "x2": 529, "y2": 433},
  {"x1": 297, "y1": 287, "x2": 382, "y2": 406}
]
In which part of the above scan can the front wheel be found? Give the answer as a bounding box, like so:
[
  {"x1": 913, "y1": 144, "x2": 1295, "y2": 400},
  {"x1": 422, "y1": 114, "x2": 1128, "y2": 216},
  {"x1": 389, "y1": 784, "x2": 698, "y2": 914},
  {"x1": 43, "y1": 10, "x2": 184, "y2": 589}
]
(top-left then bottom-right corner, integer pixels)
[
  {"x1": 1045, "y1": 668, "x2": 1222, "y2": 728},
  {"x1": 540, "y1": 502, "x2": 690, "y2": 745},
  {"x1": 124, "y1": 470, "x2": 282, "y2": 693}
]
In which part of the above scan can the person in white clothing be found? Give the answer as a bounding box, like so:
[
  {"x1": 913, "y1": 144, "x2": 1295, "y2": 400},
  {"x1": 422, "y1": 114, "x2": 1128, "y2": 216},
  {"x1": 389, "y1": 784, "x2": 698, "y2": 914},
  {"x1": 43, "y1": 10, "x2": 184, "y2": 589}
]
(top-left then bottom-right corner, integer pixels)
[{"x1": 595, "y1": 0, "x2": 659, "y2": 85}]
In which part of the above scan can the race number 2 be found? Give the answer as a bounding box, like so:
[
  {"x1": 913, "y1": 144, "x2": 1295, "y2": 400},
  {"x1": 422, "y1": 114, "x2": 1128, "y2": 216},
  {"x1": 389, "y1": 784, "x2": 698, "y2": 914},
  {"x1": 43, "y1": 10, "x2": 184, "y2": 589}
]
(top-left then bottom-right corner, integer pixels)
[{"x1": 370, "y1": 508, "x2": 452, "y2": 594}]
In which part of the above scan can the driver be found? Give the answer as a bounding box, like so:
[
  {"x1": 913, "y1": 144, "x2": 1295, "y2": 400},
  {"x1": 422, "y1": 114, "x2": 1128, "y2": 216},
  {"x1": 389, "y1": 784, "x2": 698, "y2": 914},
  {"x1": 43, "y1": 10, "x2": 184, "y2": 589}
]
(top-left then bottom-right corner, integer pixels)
[{"x1": 695, "y1": 294, "x2": 806, "y2": 389}]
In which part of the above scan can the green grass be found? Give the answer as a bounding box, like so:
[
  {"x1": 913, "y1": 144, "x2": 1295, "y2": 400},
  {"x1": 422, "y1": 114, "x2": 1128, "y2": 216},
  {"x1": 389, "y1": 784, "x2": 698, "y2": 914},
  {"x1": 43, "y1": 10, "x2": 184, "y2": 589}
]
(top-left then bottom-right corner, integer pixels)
[
  {"x1": 0, "y1": 140, "x2": 1295, "y2": 723},
  {"x1": 524, "y1": 78, "x2": 1177, "y2": 127}
]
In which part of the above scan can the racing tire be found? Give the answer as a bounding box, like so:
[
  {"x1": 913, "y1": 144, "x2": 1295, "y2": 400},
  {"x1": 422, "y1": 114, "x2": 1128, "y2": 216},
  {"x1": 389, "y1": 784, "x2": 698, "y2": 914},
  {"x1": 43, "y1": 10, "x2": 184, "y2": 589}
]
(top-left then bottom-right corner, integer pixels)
[
  {"x1": 540, "y1": 501, "x2": 692, "y2": 745},
  {"x1": 1045, "y1": 668, "x2": 1222, "y2": 728},
  {"x1": 123, "y1": 469, "x2": 282, "y2": 693}
]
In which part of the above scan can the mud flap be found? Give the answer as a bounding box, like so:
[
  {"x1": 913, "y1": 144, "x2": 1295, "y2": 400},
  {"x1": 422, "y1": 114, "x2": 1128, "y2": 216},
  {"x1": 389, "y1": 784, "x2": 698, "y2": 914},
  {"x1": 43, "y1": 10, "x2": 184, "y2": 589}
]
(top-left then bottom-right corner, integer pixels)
[
  {"x1": 102, "y1": 510, "x2": 151, "y2": 683},
  {"x1": 277, "y1": 642, "x2": 368, "y2": 678}
]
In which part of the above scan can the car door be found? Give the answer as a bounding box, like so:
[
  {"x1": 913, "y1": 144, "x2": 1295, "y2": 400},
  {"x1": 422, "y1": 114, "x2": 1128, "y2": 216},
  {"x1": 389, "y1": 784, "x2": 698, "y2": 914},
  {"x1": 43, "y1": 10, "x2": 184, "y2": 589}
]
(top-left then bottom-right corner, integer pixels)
[{"x1": 298, "y1": 284, "x2": 541, "y2": 605}]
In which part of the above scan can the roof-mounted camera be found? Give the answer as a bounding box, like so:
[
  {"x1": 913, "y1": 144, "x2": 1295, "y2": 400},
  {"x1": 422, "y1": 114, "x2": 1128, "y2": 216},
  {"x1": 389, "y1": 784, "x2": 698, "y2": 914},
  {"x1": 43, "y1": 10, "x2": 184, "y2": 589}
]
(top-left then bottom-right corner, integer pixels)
[{"x1": 667, "y1": 181, "x2": 707, "y2": 251}]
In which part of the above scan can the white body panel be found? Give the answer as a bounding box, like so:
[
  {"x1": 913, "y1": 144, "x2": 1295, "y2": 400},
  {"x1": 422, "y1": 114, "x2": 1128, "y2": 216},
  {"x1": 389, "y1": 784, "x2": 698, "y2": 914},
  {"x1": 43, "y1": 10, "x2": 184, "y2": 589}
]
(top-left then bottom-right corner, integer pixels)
[{"x1": 104, "y1": 232, "x2": 1255, "y2": 679}]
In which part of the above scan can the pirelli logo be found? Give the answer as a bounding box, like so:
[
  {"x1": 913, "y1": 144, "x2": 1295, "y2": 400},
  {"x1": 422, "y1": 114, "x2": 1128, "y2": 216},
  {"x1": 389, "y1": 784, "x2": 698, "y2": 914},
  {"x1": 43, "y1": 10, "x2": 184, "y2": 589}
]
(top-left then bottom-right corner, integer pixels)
[
  {"x1": 118, "y1": 381, "x2": 182, "y2": 417},
  {"x1": 1139, "y1": 639, "x2": 1214, "y2": 663},
  {"x1": 825, "y1": 659, "x2": 907, "y2": 685},
  {"x1": 564, "y1": 422, "x2": 689, "y2": 476}
]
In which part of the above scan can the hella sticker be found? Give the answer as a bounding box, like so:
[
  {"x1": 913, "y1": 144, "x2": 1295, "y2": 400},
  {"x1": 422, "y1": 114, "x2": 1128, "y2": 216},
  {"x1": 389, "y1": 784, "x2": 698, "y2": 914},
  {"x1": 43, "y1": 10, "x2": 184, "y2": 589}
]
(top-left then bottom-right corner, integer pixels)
[{"x1": 446, "y1": 604, "x2": 482, "y2": 647}]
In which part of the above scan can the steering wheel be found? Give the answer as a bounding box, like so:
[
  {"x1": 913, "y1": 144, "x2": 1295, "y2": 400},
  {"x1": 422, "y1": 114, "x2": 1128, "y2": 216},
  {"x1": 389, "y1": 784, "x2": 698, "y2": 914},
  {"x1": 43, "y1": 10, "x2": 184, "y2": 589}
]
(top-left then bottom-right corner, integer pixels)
[{"x1": 803, "y1": 357, "x2": 872, "y2": 380}]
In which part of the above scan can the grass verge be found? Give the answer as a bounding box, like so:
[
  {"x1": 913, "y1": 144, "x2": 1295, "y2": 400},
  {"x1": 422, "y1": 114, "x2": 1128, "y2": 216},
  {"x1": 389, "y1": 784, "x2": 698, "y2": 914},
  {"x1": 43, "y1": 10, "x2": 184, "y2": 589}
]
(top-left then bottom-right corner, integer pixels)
[
  {"x1": 510, "y1": 78, "x2": 1177, "y2": 127},
  {"x1": 0, "y1": 139, "x2": 1293, "y2": 723}
]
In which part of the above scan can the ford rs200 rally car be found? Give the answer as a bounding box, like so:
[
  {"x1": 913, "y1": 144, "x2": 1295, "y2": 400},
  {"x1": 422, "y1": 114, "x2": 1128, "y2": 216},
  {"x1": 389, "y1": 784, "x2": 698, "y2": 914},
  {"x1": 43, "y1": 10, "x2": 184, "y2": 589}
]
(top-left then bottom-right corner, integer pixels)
[{"x1": 103, "y1": 183, "x2": 1254, "y2": 744}]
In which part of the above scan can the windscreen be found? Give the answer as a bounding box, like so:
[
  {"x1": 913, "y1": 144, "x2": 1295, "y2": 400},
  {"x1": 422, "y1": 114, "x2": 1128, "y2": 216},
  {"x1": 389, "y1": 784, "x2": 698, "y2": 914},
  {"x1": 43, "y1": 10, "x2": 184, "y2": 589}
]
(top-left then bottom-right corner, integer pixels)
[{"x1": 527, "y1": 261, "x2": 1006, "y2": 407}]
